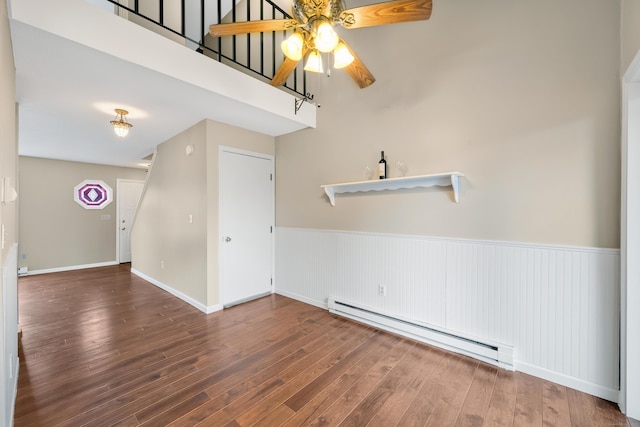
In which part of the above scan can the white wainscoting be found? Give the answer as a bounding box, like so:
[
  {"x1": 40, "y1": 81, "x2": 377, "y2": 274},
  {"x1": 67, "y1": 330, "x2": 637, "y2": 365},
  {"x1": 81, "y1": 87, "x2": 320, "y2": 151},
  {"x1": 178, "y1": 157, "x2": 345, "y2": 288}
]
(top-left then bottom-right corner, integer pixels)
[{"x1": 275, "y1": 227, "x2": 620, "y2": 402}]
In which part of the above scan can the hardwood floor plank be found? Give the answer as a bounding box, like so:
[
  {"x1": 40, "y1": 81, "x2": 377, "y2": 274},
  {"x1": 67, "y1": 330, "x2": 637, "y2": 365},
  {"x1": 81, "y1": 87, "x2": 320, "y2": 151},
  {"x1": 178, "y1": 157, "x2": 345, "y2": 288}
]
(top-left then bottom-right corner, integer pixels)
[
  {"x1": 397, "y1": 352, "x2": 462, "y2": 425},
  {"x1": 484, "y1": 368, "x2": 517, "y2": 426},
  {"x1": 95, "y1": 310, "x2": 318, "y2": 425},
  {"x1": 149, "y1": 316, "x2": 348, "y2": 426},
  {"x1": 283, "y1": 330, "x2": 385, "y2": 412},
  {"x1": 168, "y1": 322, "x2": 375, "y2": 425},
  {"x1": 513, "y1": 372, "x2": 544, "y2": 426},
  {"x1": 13, "y1": 265, "x2": 633, "y2": 427},
  {"x1": 250, "y1": 405, "x2": 295, "y2": 426},
  {"x1": 109, "y1": 414, "x2": 140, "y2": 427},
  {"x1": 138, "y1": 390, "x2": 211, "y2": 426},
  {"x1": 454, "y1": 362, "x2": 498, "y2": 426},
  {"x1": 593, "y1": 395, "x2": 630, "y2": 426},
  {"x1": 214, "y1": 321, "x2": 367, "y2": 426},
  {"x1": 541, "y1": 382, "x2": 572, "y2": 427},
  {"x1": 366, "y1": 344, "x2": 447, "y2": 427},
  {"x1": 423, "y1": 354, "x2": 479, "y2": 426},
  {"x1": 258, "y1": 332, "x2": 402, "y2": 427},
  {"x1": 307, "y1": 338, "x2": 415, "y2": 426}
]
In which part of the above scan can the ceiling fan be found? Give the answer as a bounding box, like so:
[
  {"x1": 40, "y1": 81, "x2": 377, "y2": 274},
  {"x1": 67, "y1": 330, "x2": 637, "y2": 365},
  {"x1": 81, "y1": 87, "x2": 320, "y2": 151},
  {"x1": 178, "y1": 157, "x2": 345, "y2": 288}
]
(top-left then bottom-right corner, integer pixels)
[{"x1": 209, "y1": 0, "x2": 432, "y2": 89}]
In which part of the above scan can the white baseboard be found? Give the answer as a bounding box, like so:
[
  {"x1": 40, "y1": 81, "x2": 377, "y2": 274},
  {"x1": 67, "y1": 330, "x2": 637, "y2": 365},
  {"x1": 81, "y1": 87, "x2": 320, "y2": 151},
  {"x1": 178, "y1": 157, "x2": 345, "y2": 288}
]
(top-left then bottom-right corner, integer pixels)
[
  {"x1": 274, "y1": 289, "x2": 327, "y2": 310},
  {"x1": 205, "y1": 303, "x2": 224, "y2": 314},
  {"x1": 131, "y1": 268, "x2": 222, "y2": 314},
  {"x1": 25, "y1": 261, "x2": 118, "y2": 276},
  {"x1": 515, "y1": 360, "x2": 620, "y2": 403}
]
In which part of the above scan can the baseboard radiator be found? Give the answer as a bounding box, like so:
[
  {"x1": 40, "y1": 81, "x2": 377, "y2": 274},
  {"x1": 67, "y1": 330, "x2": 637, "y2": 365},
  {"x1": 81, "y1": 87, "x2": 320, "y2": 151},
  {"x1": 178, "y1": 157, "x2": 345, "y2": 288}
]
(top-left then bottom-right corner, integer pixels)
[{"x1": 328, "y1": 297, "x2": 514, "y2": 370}]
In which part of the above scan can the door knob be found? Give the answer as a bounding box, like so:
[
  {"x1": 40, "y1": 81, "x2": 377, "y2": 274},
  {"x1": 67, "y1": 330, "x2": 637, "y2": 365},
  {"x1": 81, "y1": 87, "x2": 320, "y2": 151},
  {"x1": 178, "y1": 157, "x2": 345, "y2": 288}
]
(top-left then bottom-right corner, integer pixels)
[{"x1": 225, "y1": 236, "x2": 232, "y2": 242}]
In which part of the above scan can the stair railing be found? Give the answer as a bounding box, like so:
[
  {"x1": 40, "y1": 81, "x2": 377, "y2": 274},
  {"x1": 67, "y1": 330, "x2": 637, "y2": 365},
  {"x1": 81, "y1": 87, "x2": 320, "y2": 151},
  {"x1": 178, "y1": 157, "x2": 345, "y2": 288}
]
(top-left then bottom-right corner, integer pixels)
[{"x1": 104, "y1": 0, "x2": 308, "y2": 97}]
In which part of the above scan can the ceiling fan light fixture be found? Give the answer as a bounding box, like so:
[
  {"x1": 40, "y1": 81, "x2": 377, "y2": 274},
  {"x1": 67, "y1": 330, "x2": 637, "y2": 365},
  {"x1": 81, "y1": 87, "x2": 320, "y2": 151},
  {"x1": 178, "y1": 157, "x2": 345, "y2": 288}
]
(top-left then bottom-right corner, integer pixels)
[
  {"x1": 304, "y1": 50, "x2": 324, "y2": 73},
  {"x1": 110, "y1": 109, "x2": 132, "y2": 138},
  {"x1": 281, "y1": 32, "x2": 304, "y2": 60},
  {"x1": 314, "y1": 21, "x2": 339, "y2": 53},
  {"x1": 333, "y1": 41, "x2": 354, "y2": 69}
]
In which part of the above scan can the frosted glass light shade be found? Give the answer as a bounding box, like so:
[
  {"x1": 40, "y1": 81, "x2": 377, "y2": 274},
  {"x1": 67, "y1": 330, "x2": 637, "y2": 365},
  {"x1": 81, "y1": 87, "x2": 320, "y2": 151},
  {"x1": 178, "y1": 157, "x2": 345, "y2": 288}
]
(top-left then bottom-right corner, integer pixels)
[
  {"x1": 314, "y1": 21, "x2": 339, "y2": 53},
  {"x1": 304, "y1": 50, "x2": 323, "y2": 73},
  {"x1": 333, "y1": 42, "x2": 354, "y2": 69},
  {"x1": 112, "y1": 122, "x2": 132, "y2": 137},
  {"x1": 110, "y1": 109, "x2": 132, "y2": 138},
  {"x1": 281, "y1": 32, "x2": 304, "y2": 61}
]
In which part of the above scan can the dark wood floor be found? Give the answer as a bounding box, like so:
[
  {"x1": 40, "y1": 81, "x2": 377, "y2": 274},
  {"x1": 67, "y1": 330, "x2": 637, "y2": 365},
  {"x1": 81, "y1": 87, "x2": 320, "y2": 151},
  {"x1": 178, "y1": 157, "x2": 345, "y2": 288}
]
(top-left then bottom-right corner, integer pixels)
[{"x1": 13, "y1": 264, "x2": 637, "y2": 426}]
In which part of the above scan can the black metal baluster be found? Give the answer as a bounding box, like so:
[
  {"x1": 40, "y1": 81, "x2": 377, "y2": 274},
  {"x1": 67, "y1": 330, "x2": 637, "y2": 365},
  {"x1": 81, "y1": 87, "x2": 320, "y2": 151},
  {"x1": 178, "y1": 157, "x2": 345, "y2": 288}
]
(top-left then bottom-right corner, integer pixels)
[
  {"x1": 217, "y1": 0, "x2": 222, "y2": 61},
  {"x1": 272, "y1": 8, "x2": 277, "y2": 78},
  {"x1": 260, "y1": 0, "x2": 264, "y2": 75},
  {"x1": 303, "y1": 67, "x2": 307, "y2": 98},
  {"x1": 181, "y1": 0, "x2": 185, "y2": 36},
  {"x1": 246, "y1": 0, "x2": 251, "y2": 68},
  {"x1": 232, "y1": 0, "x2": 236, "y2": 61},
  {"x1": 200, "y1": 0, "x2": 206, "y2": 53},
  {"x1": 293, "y1": 59, "x2": 297, "y2": 92},
  {"x1": 159, "y1": 0, "x2": 164, "y2": 26}
]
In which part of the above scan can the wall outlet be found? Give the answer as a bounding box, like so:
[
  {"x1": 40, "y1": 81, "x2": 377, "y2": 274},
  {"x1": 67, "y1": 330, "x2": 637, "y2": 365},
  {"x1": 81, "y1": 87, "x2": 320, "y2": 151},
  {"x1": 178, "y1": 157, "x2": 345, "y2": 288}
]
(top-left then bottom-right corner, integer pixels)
[
  {"x1": 378, "y1": 284, "x2": 386, "y2": 296},
  {"x1": 161, "y1": 260, "x2": 165, "y2": 269}
]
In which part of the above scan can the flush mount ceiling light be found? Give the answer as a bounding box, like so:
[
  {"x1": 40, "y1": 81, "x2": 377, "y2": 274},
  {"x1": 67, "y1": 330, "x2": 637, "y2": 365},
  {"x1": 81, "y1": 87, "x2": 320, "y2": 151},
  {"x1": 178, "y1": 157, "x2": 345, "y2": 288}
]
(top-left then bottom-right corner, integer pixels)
[
  {"x1": 110, "y1": 108, "x2": 132, "y2": 138},
  {"x1": 209, "y1": 0, "x2": 432, "y2": 89}
]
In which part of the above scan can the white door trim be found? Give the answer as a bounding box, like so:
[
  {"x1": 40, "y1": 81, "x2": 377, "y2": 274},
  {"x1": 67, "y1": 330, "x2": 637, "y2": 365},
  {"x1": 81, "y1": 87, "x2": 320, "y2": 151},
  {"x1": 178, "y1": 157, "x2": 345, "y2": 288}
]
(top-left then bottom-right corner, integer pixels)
[
  {"x1": 116, "y1": 179, "x2": 145, "y2": 263},
  {"x1": 218, "y1": 145, "x2": 275, "y2": 307},
  {"x1": 621, "y1": 49, "x2": 640, "y2": 419}
]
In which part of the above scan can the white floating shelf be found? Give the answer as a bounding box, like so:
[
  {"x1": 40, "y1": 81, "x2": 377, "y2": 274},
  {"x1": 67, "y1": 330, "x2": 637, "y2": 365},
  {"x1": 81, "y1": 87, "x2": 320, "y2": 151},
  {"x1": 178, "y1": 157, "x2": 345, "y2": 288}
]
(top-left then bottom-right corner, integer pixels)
[{"x1": 321, "y1": 172, "x2": 464, "y2": 206}]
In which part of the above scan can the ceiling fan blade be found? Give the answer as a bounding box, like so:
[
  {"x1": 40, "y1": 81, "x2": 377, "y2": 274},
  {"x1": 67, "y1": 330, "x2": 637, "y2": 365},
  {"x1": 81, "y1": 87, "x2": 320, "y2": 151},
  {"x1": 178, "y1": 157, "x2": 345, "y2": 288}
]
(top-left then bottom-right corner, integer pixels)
[
  {"x1": 210, "y1": 19, "x2": 297, "y2": 37},
  {"x1": 271, "y1": 48, "x2": 309, "y2": 87},
  {"x1": 341, "y1": 41, "x2": 376, "y2": 88},
  {"x1": 340, "y1": 0, "x2": 432, "y2": 29}
]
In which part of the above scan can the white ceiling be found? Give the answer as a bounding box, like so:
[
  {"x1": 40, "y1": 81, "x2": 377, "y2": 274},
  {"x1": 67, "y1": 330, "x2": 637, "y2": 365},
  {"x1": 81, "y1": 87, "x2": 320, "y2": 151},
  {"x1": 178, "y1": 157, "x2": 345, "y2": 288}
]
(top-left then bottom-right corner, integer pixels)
[{"x1": 9, "y1": 10, "x2": 312, "y2": 169}]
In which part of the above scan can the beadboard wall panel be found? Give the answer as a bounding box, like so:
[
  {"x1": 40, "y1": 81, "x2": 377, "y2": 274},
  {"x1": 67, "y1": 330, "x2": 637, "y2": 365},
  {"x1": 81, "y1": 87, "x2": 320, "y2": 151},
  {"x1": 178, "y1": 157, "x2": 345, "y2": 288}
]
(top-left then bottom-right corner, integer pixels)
[
  {"x1": 275, "y1": 227, "x2": 620, "y2": 401},
  {"x1": 275, "y1": 228, "x2": 337, "y2": 309}
]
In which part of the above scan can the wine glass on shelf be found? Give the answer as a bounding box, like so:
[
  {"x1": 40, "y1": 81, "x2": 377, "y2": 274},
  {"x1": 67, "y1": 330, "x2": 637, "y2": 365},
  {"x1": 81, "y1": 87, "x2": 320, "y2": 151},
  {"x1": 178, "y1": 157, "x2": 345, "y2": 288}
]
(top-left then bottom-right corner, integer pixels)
[
  {"x1": 364, "y1": 166, "x2": 375, "y2": 180},
  {"x1": 396, "y1": 161, "x2": 408, "y2": 177}
]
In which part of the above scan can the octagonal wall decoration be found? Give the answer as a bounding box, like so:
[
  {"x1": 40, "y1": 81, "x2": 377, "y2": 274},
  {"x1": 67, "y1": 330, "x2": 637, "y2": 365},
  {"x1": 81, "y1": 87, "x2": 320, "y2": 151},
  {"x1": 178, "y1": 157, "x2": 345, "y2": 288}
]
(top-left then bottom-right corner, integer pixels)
[{"x1": 74, "y1": 180, "x2": 113, "y2": 210}]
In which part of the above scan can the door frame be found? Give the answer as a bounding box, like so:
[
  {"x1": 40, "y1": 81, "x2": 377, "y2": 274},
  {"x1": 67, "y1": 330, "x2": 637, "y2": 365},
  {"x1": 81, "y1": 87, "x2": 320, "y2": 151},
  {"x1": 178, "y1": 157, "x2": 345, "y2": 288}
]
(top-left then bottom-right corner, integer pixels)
[
  {"x1": 116, "y1": 179, "x2": 145, "y2": 264},
  {"x1": 218, "y1": 145, "x2": 275, "y2": 307},
  {"x1": 621, "y1": 49, "x2": 640, "y2": 419}
]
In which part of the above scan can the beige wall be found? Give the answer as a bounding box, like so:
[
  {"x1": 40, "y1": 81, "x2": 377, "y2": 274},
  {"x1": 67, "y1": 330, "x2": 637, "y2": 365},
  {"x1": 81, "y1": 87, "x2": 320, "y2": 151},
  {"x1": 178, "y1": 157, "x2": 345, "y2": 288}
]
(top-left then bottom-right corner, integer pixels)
[
  {"x1": 18, "y1": 157, "x2": 146, "y2": 271},
  {"x1": 132, "y1": 120, "x2": 209, "y2": 304},
  {"x1": 0, "y1": 0, "x2": 19, "y2": 422},
  {"x1": 622, "y1": 0, "x2": 640, "y2": 74},
  {"x1": 276, "y1": 0, "x2": 621, "y2": 249},
  {"x1": 132, "y1": 119, "x2": 274, "y2": 309}
]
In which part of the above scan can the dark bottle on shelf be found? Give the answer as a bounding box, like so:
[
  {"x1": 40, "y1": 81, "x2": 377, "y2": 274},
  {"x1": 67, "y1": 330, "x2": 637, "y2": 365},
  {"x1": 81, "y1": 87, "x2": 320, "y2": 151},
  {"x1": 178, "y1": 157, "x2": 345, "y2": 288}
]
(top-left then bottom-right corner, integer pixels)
[{"x1": 378, "y1": 151, "x2": 387, "y2": 179}]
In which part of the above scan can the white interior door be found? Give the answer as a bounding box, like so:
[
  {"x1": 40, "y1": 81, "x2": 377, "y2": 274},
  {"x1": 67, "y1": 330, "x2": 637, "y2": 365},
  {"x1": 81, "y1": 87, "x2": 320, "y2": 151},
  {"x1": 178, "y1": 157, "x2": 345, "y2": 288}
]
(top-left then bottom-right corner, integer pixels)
[
  {"x1": 117, "y1": 180, "x2": 144, "y2": 263},
  {"x1": 220, "y1": 148, "x2": 274, "y2": 307}
]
